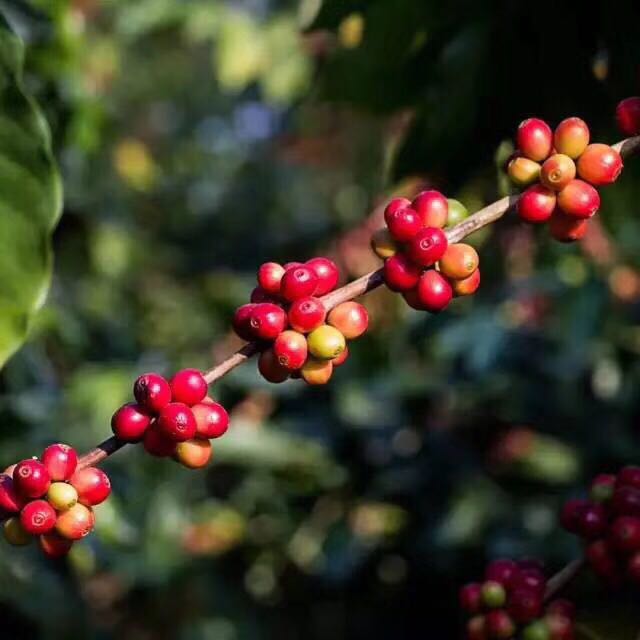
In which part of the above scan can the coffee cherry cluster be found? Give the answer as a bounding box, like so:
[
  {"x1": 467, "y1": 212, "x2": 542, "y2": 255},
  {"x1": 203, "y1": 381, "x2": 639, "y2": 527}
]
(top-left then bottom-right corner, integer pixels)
[
  {"x1": 232, "y1": 258, "x2": 369, "y2": 385},
  {"x1": 561, "y1": 467, "x2": 640, "y2": 588},
  {"x1": 460, "y1": 559, "x2": 576, "y2": 640},
  {"x1": 0, "y1": 444, "x2": 110, "y2": 557},
  {"x1": 372, "y1": 191, "x2": 480, "y2": 312},
  {"x1": 508, "y1": 117, "x2": 623, "y2": 242},
  {"x1": 616, "y1": 97, "x2": 640, "y2": 137},
  {"x1": 111, "y1": 369, "x2": 229, "y2": 468}
]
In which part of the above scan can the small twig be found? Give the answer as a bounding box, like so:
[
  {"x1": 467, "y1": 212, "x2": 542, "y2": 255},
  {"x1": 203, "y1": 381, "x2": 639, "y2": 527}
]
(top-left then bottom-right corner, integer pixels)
[{"x1": 544, "y1": 556, "x2": 585, "y2": 602}]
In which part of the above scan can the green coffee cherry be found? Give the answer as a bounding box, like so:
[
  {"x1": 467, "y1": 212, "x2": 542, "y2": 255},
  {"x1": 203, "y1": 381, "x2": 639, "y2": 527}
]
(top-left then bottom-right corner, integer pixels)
[
  {"x1": 307, "y1": 325, "x2": 346, "y2": 360},
  {"x1": 446, "y1": 199, "x2": 469, "y2": 228},
  {"x1": 480, "y1": 580, "x2": 506, "y2": 609},
  {"x1": 522, "y1": 620, "x2": 551, "y2": 640}
]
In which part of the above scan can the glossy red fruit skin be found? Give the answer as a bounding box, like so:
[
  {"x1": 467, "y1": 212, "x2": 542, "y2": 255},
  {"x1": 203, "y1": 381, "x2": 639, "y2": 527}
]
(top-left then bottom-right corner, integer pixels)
[
  {"x1": 13, "y1": 460, "x2": 51, "y2": 499},
  {"x1": 612, "y1": 486, "x2": 640, "y2": 517},
  {"x1": 69, "y1": 467, "x2": 112, "y2": 506},
  {"x1": 609, "y1": 516, "x2": 640, "y2": 553},
  {"x1": 485, "y1": 559, "x2": 519, "y2": 588},
  {"x1": 40, "y1": 532, "x2": 73, "y2": 558},
  {"x1": 512, "y1": 568, "x2": 546, "y2": 595},
  {"x1": 384, "y1": 197, "x2": 411, "y2": 218},
  {"x1": 452, "y1": 268, "x2": 481, "y2": 297},
  {"x1": 280, "y1": 266, "x2": 318, "y2": 301},
  {"x1": 258, "y1": 348, "x2": 290, "y2": 383},
  {"x1": 507, "y1": 587, "x2": 542, "y2": 624},
  {"x1": 402, "y1": 288, "x2": 427, "y2": 310},
  {"x1": 407, "y1": 227, "x2": 448, "y2": 267},
  {"x1": 332, "y1": 345, "x2": 349, "y2": 367},
  {"x1": 55, "y1": 503, "x2": 95, "y2": 541},
  {"x1": 143, "y1": 426, "x2": 177, "y2": 457},
  {"x1": 306, "y1": 257, "x2": 339, "y2": 296},
  {"x1": 385, "y1": 206, "x2": 422, "y2": 242},
  {"x1": 485, "y1": 610, "x2": 516, "y2": 639},
  {"x1": 258, "y1": 262, "x2": 285, "y2": 295},
  {"x1": 41, "y1": 443, "x2": 78, "y2": 482},
  {"x1": 516, "y1": 184, "x2": 556, "y2": 223},
  {"x1": 617, "y1": 466, "x2": 640, "y2": 489},
  {"x1": 111, "y1": 403, "x2": 152, "y2": 442},
  {"x1": 249, "y1": 303, "x2": 287, "y2": 341},
  {"x1": 133, "y1": 373, "x2": 172, "y2": 413},
  {"x1": 616, "y1": 97, "x2": 640, "y2": 137},
  {"x1": 517, "y1": 118, "x2": 553, "y2": 161},
  {"x1": 560, "y1": 498, "x2": 588, "y2": 534},
  {"x1": 288, "y1": 296, "x2": 326, "y2": 333},
  {"x1": 577, "y1": 503, "x2": 608, "y2": 539},
  {"x1": 577, "y1": 143, "x2": 623, "y2": 186},
  {"x1": 273, "y1": 330, "x2": 308, "y2": 370},
  {"x1": 170, "y1": 369, "x2": 208, "y2": 406},
  {"x1": 191, "y1": 402, "x2": 229, "y2": 439},
  {"x1": 557, "y1": 180, "x2": 600, "y2": 219},
  {"x1": 233, "y1": 303, "x2": 258, "y2": 341},
  {"x1": 549, "y1": 209, "x2": 588, "y2": 242},
  {"x1": 459, "y1": 583, "x2": 483, "y2": 614},
  {"x1": 0, "y1": 474, "x2": 26, "y2": 512},
  {"x1": 157, "y1": 403, "x2": 198, "y2": 442},
  {"x1": 554, "y1": 117, "x2": 590, "y2": 159},
  {"x1": 411, "y1": 190, "x2": 448, "y2": 228},
  {"x1": 587, "y1": 539, "x2": 621, "y2": 585},
  {"x1": 416, "y1": 270, "x2": 453, "y2": 312},
  {"x1": 383, "y1": 254, "x2": 422, "y2": 292},
  {"x1": 327, "y1": 302, "x2": 369, "y2": 339},
  {"x1": 20, "y1": 499, "x2": 57, "y2": 535}
]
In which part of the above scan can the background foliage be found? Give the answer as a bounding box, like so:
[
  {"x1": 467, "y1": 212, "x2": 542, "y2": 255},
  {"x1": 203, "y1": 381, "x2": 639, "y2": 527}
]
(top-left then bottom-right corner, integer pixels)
[{"x1": 1, "y1": 0, "x2": 640, "y2": 638}]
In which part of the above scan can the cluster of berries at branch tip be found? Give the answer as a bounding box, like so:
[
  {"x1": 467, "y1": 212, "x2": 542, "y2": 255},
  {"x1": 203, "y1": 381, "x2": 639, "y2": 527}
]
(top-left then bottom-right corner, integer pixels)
[
  {"x1": 112, "y1": 369, "x2": 229, "y2": 469},
  {"x1": 232, "y1": 258, "x2": 368, "y2": 385},
  {"x1": 561, "y1": 466, "x2": 640, "y2": 588},
  {"x1": 0, "y1": 444, "x2": 109, "y2": 557},
  {"x1": 508, "y1": 117, "x2": 623, "y2": 242},
  {"x1": 460, "y1": 559, "x2": 576, "y2": 640},
  {"x1": 372, "y1": 191, "x2": 479, "y2": 312}
]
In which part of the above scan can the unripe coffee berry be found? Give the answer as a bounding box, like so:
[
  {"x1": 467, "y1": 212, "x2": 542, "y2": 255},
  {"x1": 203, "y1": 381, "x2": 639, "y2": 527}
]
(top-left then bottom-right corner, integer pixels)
[
  {"x1": 540, "y1": 154, "x2": 576, "y2": 191},
  {"x1": 548, "y1": 210, "x2": 588, "y2": 242},
  {"x1": 258, "y1": 262, "x2": 285, "y2": 295},
  {"x1": 3, "y1": 517, "x2": 31, "y2": 546},
  {"x1": 157, "y1": 403, "x2": 198, "y2": 442},
  {"x1": 20, "y1": 499, "x2": 57, "y2": 535},
  {"x1": 438, "y1": 243, "x2": 479, "y2": 280},
  {"x1": 554, "y1": 117, "x2": 590, "y2": 159},
  {"x1": 332, "y1": 345, "x2": 349, "y2": 367},
  {"x1": 233, "y1": 303, "x2": 258, "y2": 341},
  {"x1": 508, "y1": 156, "x2": 541, "y2": 187},
  {"x1": 371, "y1": 228, "x2": 398, "y2": 259},
  {"x1": 288, "y1": 296, "x2": 326, "y2": 333},
  {"x1": 616, "y1": 97, "x2": 640, "y2": 137},
  {"x1": 307, "y1": 325, "x2": 346, "y2": 360},
  {"x1": 522, "y1": 620, "x2": 550, "y2": 640},
  {"x1": 480, "y1": 580, "x2": 506, "y2": 608},
  {"x1": 301, "y1": 358, "x2": 333, "y2": 385},
  {"x1": 517, "y1": 185, "x2": 556, "y2": 223},
  {"x1": 170, "y1": 369, "x2": 208, "y2": 406},
  {"x1": 416, "y1": 270, "x2": 453, "y2": 313},
  {"x1": 0, "y1": 474, "x2": 26, "y2": 512},
  {"x1": 13, "y1": 459, "x2": 51, "y2": 498},
  {"x1": 306, "y1": 257, "x2": 340, "y2": 296},
  {"x1": 111, "y1": 403, "x2": 152, "y2": 441},
  {"x1": 557, "y1": 179, "x2": 600, "y2": 218},
  {"x1": 517, "y1": 118, "x2": 553, "y2": 161},
  {"x1": 446, "y1": 198, "x2": 469, "y2": 227},
  {"x1": 175, "y1": 438, "x2": 213, "y2": 469},
  {"x1": 40, "y1": 532, "x2": 73, "y2": 558},
  {"x1": 327, "y1": 302, "x2": 369, "y2": 339},
  {"x1": 590, "y1": 473, "x2": 616, "y2": 502},
  {"x1": 70, "y1": 467, "x2": 111, "y2": 506},
  {"x1": 249, "y1": 303, "x2": 287, "y2": 341},
  {"x1": 411, "y1": 190, "x2": 448, "y2": 228},
  {"x1": 383, "y1": 254, "x2": 421, "y2": 292},
  {"x1": 143, "y1": 426, "x2": 177, "y2": 457},
  {"x1": 191, "y1": 401, "x2": 229, "y2": 439},
  {"x1": 486, "y1": 610, "x2": 516, "y2": 639},
  {"x1": 407, "y1": 227, "x2": 448, "y2": 267},
  {"x1": 577, "y1": 143, "x2": 623, "y2": 186},
  {"x1": 47, "y1": 482, "x2": 78, "y2": 511},
  {"x1": 452, "y1": 269, "x2": 481, "y2": 296},
  {"x1": 385, "y1": 206, "x2": 422, "y2": 242},
  {"x1": 258, "y1": 348, "x2": 290, "y2": 383},
  {"x1": 274, "y1": 330, "x2": 308, "y2": 370},
  {"x1": 133, "y1": 373, "x2": 172, "y2": 413},
  {"x1": 55, "y1": 503, "x2": 95, "y2": 540},
  {"x1": 280, "y1": 265, "x2": 318, "y2": 301}
]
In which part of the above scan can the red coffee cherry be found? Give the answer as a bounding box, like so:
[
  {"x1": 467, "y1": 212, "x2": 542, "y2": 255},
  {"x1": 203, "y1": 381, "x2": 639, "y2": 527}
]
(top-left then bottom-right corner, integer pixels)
[
  {"x1": 170, "y1": 369, "x2": 208, "y2": 406},
  {"x1": 383, "y1": 254, "x2": 422, "y2": 292},
  {"x1": 13, "y1": 459, "x2": 51, "y2": 499},
  {"x1": 459, "y1": 583, "x2": 483, "y2": 614},
  {"x1": 111, "y1": 403, "x2": 152, "y2": 442},
  {"x1": 557, "y1": 179, "x2": 600, "y2": 218},
  {"x1": 609, "y1": 516, "x2": 640, "y2": 554},
  {"x1": 175, "y1": 438, "x2": 213, "y2": 469},
  {"x1": 560, "y1": 498, "x2": 588, "y2": 534},
  {"x1": 576, "y1": 503, "x2": 608, "y2": 539},
  {"x1": 616, "y1": 97, "x2": 640, "y2": 137},
  {"x1": 300, "y1": 358, "x2": 333, "y2": 385},
  {"x1": 280, "y1": 265, "x2": 318, "y2": 301},
  {"x1": 554, "y1": 117, "x2": 590, "y2": 159},
  {"x1": 512, "y1": 568, "x2": 546, "y2": 595},
  {"x1": 288, "y1": 296, "x2": 326, "y2": 333},
  {"x1": 258, "y1": 262, "x2": 285, "y2": 295},
  {"x1": 508, "y1": 156, "x2": 541, "y2": 187},
  {"x1": 452, "y1": 269, "x2": 481, "y2": 297},
  {"x1": 142, "y1": 426, "x2": 177, "y2": 457},
  {"x1": 485, "y1": 610, "x2": 516, "y2": 639},
  {"x1": 248, "y1": 303, "x2": 287, "y2": 341},
  {"x1": 439, "y1": 243, "x2": 479, "y2": 280},
  {"x1": 466, "y1": 615, "x2": 487, "y2": 640},
  {"x1": 407, "y1": 227, "x2": 448, "y2": 267},
  {"x1": 258, "y1": 348, "x2": 291, "y2": 383},
  {"x1": 327, "y1": 302, "x2": 369, "y2": 339},
  {"x1": 133, "y1": 372, "x2": 172, "y2": 413},
  {"x1": 157, "y1": 403, "x2": 198, "y2": 442},
  {"x1": 41, "y1": 443, "x2": 78, "y2": 482},
  {"x1": 540, "y1": 154, "x2": 576, "y2": 191},
  {"x1": 20, "y1": 499, "x2": 57, "y2": 535},
  {"x1": 517, "y1": 118, "x2": 553, "y2": 161},
  {"x1": 233, "y1": 303, "x2": 258, "y2": 341},
  {"x1": 516, "y1": 184, "x2": 556, "y2": 223},
  {"x1": 586, "y1": 539, "x2": 621, "y2": 584},
  {"x1": 416, "y1": 270, "x2": 453, "y2": 312},
  {"x1": 40, "y1": 533, "x2": 73, "y2": 558},
  {"x1": 384, "y1": 197, "x2": 411, "y2": 218},
  {"x1": 385, "y1": 206, "x2": 422, "y2": 242},
  {"x1": 55, "y1": 503, "x2": 95, "y2": 540},
  {"x1": 251, "y1": 286, "x2": 279, "y2": 304},
  {"x1": 273, "y1": 330, "x2": 308, "y2": 370},
  {"x1": 617, "y1": 466, "x2": 640, "y2": 489},
  {"x1": 306, "y1": 257, "x2": 340, "y2": 296},
  {"x1": 411, "y1": 190, "x2": 448, "y2": 228},
  {"x1": 485, "y1": 559, "x2": 519, "y2": 588},
  {"x1": 507, "y1": 587, "x2": 543, "y2": 624},
  {"x1": 191, "y1": 402, "x2": 229, "y2": 439},
  {"x1": 0, "y1": 474, "x2": 26, "y2": 512},
  {"x1": 332, "y1": 345, "x2": 349, "y2": 367},
  {"x1": 402, "y1": 288, "x2": 427, "y2": 310},
  {"x1": 612, "y1": 486, "x2": 640, "y2": 517},
  {"x1": 3, "y1": 517, "x2": 31, "y2": 546},
  {"x1": 549, "y1": 209, "x2": 588, "y2": 242},
  {"x1": 69, "y1": 467, "x2": 112, "y2": 506},
  {"x1": 577, "y1": 143, "x2": 623, "y2": 186}
]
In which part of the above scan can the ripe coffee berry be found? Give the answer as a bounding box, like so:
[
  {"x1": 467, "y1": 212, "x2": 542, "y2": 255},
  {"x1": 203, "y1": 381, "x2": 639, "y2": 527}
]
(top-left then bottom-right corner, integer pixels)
[
  {"x1": 40, "y1": 533, "x2": 73, "y2": 558},
  {"x1": 47, "y1": 482, "x2": 78, "y2": 511},
  {"x1": 306, "y1": 257, "x2": 339, "y2": 296},
  {"x1": 407, "y1": 227, "x2": 448, "y2": 267},
  {"x1": 191, "y1": 401, "x2": 229, "y2": 439},
  {"x1": 371, "y1": 228, "x2": 398, "y2": 259},
  {"x1": 485, "y1": 559, "x2": 519, "y2": 588},
  {"x1": 280, "y1": 265, "x2": 318, "y2": 301},
  {"x1": 157, "y1": 403, "x2": 198, "y2": 442},
  {"x1": 508, "y1": 156, "x2": 541, "y2": 187},
  {"x1": 0, "y1": 474, "x2": 26, "y2": 512},
  {"x1": 540, "y1": 154, "x2": 576, "y2": 191},
  {"x1": 170, "y1": 369, "x2": 208, "y2": 406},
  {"x1": 70, "y1": 467, "x2": 112, "y2": 506},
  {"x1": 250, "y1": 286, "x2": 275, "y2": 303},
  {"x1": 612, "y1": 486, "x2": 640, "y2": 517},
  {"x1": 446, "y1": 198, "x2": 469, "y2": 227},
  {"x1": 616, "y1": 97, "x2": 640, "y2": 136},
  {"x1": 609, "y1": 516, "x2": 640, "y2": 553},
  {"x1": 41, "y1": 443, "x2": 78, "y2": 482},
  {"x1": 133, "y1": 372, "x2": 172, "y2": 413},
  {"x1": 416, "y1": 270, "x2": 453, "y2": 312},
  {"x1": 460, "y1": 583, "x2": 483, "y2": 614},
  {"x1": 307, "y1": 325, "x2": 346, "y2": 360},
  {"x1": 411, "y1": 190, "x2": 449, "y2": 228},
  {"x1": 402, "y1": 289, "x2": 427, "y2": 310},
  {"x1": 301, "y1": 358, "x2": 333, "y2": 385},
  {"x1": 20, "y1": 499, "x2": 57, "y2": 535},
  {"x1": 517, "y1": 118, "x2": 553, "y2": 161},
  {"x1": 55, "y1": 503, "x2": 95, "y2": 540},
  {"x1": 385, "y1": 206, "x2": 421, "y2": 242},
  {"x1": 111, "y1": 403, "x2": 152, "y2": 441},
  {"x1": 438, "y1": 243, "x2": 479, "y2": 280},
  {"x1": 384, "y1": 197, "x2": 411, "y2": 218},
  {"x1": 248, "y1": 303, "x2": 287, "y2": 341},
  {"x1": 549, "y1": 210, "x2": 588, "y2": 242},
  {"x1": 486, "y1": 610, "x2": 516, "y2": 639},
  {"x1": 327, "y1": 302, "x2": 369, "y2": 339},
  {"x1": 452, "y1": 269, "x2": 481, "y2": 296},
  {"x1": 143, "y1": 426, "x2": 177, "y2": 457},
  {"x1": 258, "y1": 348, "x2": 291, "y2": 383},
  {"x1": 577, "y1": 143, "x2": 623, "y2": 186},
  {"x1": 13, "y1": 459, "x2": 51, "y2": 498},
  {"x1": 516, "y1": 185, "x2": 556, "y2": 223},
  {"x1": 175, "y1": 438, "x2": 213, "y2": 469},
  {"x1": 258, "y1": 262, "x2": 285, "y2": 295},
  {"x1": 233, "y1": 303, "x2": 258, "y2": 341},
  {"x1": 554, "y1": 117, "x2": 590, "y2": 159},
  {"x1": 288, "y1": 296, "x2": 326, "y2": 333},
  {"x1": 557, "y1": 179, "x2": 600, "y2": 218},
  {"x1": 274, "y1": 330, "x2": 308, "y2": 370},
  {"x1": 383, "y1": 254, "x2": 421, "y2": 292},
  {"x1": 508, "y1": 588, "x2": 543, "y2": 624},
  {"x1": 616, "y1": 466, "x2": 640, "y2": 489},
  {"x1": 3, "y1": 517, "x2": 31, "y2": 546}
]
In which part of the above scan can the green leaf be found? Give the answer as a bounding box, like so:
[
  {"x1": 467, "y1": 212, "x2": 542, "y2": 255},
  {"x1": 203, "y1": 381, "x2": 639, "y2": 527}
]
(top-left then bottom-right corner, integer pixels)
[{"x1": 0, "y1": 14, "x2": 62, "y2": 368}]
